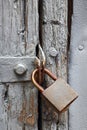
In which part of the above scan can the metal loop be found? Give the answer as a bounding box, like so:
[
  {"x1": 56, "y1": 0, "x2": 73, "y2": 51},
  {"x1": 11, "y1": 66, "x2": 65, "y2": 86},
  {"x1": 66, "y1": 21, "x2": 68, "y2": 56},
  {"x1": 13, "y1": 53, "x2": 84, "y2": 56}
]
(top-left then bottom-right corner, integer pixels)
[
  {"x1": 38, "y1": 44, "x2": 46, "y2": 67},
  {"x1": 35, "y1": 44, "x2": 46, "y2": 67},
  {"x1": 32, "y1": 68, "x2": 57, "y2": 92},
  {"x1": 35, "y1": 57, "x2": 40, "y2": 67}
]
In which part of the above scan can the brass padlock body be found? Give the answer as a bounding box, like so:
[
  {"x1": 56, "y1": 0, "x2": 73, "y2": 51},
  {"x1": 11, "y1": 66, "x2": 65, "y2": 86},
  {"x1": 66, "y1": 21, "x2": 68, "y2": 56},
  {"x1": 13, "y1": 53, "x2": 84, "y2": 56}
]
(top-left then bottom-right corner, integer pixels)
[
  {"x1": 42, "y1": 78, "x2": 78, "y2": 112},
  {"x1": 32, "y1": 68, "x2": 78, "y2": 113}
]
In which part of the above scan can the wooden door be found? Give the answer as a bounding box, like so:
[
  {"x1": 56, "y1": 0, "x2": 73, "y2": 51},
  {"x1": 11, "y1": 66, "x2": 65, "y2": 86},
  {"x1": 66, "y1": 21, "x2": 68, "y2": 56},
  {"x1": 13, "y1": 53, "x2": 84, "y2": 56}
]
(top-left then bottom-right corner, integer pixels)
[
  {"x1": 0, "y1": 0, "x2": 68, "y2": 130},
  {"x1": 0, "y1": 0, "x2": 38, "y2": 130}
]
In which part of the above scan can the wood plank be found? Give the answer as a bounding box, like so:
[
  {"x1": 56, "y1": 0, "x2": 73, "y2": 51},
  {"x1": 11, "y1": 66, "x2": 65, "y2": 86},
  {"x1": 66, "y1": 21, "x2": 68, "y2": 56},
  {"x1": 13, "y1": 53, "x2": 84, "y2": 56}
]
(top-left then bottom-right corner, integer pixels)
[
  {"x1": 0, "y1": 83, "x2": 24, "y2": 130},
  {"x1": 0, "y1": 0, "x2": 38, "y2": 130},
  {"x1": 41, "y1": 0, "x2": 68, "y2": 129},
  {"x1": 0, "y1": 83, "x2": 38, "y2": 130},
  {"x1": 0, "y1": 0, "x2": 24, "y2": 56},
  {"x1": 24, "y1": 1, "x2": 39, "y2": 129},
  {"x1": 69, "y1": 0, "x2": 87, "y2": 129},
  {"x1": 24, "y1": 0, "x2": 39, "y2": 56},
  {"x1": 0, "y1": 84, "x2": 9, "y2": 130}
]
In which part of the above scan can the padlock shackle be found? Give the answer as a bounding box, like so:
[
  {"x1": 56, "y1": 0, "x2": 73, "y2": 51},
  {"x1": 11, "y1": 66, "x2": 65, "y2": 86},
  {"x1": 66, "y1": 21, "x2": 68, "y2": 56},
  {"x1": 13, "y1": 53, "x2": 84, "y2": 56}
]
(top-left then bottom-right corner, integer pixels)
[
  {"x1": 32, "y1": 68, "x2": 57, "y2": 92},
  {"x1": 45, "y1": 68, "x2": 57, "y2": 80}
]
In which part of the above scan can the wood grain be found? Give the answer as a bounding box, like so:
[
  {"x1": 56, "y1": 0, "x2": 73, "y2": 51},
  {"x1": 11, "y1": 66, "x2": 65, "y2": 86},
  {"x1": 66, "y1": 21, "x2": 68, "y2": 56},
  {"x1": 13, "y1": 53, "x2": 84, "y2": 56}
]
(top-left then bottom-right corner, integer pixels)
[
  {"x1": 0, "y1": 0, "x2": 38, "y2": 130},
  {"x1": 41, "y1": 0, "x2": 68, "y2": 129}
]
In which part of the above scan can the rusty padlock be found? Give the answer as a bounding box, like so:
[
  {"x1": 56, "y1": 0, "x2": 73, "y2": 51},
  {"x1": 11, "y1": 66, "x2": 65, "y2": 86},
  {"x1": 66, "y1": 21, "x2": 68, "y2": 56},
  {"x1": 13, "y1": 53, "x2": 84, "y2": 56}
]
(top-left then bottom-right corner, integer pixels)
[{"x1": 32, "y1": 68, "x2": 78, "y2": 113}]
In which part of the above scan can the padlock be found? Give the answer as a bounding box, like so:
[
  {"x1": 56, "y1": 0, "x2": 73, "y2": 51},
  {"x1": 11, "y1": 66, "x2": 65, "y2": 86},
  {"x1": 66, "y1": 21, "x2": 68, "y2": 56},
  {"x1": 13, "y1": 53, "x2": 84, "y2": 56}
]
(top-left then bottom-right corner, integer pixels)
[{"x1": 32, "y1": 68, "x2": 78, "y2": 113}]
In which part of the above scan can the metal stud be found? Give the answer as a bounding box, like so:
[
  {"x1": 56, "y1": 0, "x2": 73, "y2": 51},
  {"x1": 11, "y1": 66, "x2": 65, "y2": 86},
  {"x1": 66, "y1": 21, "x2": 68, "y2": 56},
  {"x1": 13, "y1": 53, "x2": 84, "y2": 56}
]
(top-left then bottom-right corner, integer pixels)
[{"x1": 14, "y1": 63, "x2": 27, "y2": 75}]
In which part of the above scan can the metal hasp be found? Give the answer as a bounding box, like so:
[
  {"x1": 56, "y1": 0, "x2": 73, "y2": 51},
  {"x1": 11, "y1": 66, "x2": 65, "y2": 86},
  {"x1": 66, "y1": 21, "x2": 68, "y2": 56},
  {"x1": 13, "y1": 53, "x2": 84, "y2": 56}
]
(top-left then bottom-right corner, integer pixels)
[
  {"x1": 0, "y1": 57, "x2": 35, "y2": 82},
  {"x1": 32, "y1": 68, "x2": 78, "y2": 113}
]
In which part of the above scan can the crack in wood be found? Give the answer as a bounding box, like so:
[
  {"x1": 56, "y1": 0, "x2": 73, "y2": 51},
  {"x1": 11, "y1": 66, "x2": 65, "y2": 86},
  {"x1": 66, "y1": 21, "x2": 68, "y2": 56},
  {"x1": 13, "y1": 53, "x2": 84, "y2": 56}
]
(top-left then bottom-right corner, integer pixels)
[
  {"x1": 68, "y1": 0, "x2": 73, "y2": 51},
  {"x1": 14, "y1": 0, "x2": 18, "y2": 3},
  {"x1": 43, "y1": 20, "x2": 61, "y2": 25},
  {"x1": 4, "y1": 84, "x2": 9, "y2": 101},
  {"x1": 3, "y1": 84, "x2": 10, "y2": 112}
]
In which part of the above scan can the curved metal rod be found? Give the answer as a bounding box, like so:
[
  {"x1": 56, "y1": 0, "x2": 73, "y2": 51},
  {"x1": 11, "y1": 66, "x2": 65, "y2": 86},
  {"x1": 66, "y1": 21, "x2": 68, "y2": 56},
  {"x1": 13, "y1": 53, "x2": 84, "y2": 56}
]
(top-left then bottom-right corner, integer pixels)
[
  {"x1": 32, "y1": 68, "x2": 44, "y2": 92},
  {"x1": 38, "y1": 44, "x2": 46, "y2": 66},
  {"x1": 32, "y1": 68, "x2": 57, "y2": 92}
]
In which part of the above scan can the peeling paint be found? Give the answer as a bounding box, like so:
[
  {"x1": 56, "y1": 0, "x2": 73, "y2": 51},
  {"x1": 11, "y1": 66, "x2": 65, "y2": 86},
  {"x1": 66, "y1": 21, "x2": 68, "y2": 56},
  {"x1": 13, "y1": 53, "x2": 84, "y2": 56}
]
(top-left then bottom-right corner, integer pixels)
[{"x1": 69, "y1": 0, "x2": 87, "y2": 129}]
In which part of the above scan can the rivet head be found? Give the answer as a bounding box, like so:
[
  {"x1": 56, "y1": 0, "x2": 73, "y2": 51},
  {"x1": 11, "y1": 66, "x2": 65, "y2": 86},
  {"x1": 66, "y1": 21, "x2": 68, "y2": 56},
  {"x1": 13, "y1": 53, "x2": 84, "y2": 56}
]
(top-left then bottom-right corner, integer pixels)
[
  {"x1": 14, "y1": 64, "x2": 27, "y2": 75},
  {"x1": 49, "y1": 47, "x2": 58, "y2": 57},
  {"x1": 78, "y1": 45, "x2": 84, "y2": 51}
]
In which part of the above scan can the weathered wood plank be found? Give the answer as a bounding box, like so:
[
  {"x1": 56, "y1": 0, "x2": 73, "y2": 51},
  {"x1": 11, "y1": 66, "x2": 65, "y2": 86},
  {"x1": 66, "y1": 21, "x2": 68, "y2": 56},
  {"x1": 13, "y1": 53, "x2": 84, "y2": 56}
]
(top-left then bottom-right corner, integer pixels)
[
  {"x1": 0, "y1": 0, "x2": 24, "y2": 56},
  {"x1": 24, "y1": 0, "x2": 39, "y2": 56},
  {"x1": 0, "y1": 0, "x2": 38, "y2": 56},
  {"x1": 24, "y1": 1, "x2": 39, "y2": 129},
  {"x1": 0, "y1": 84, "x2": 9, "y2": 130},
  {"x1": 0, "y1": 0, "x2": 38, "y2": 130},
  {"x1": 0, "y1": 83, "x2": 23, "y2": 130},
  {"x1": 69, "y1": 0, "x2": 87, "y2": 129},
  {"x1": 41, "y1": 0, "x2": 68, "y2": 129},
  {"x1": 0, "y1": 0, "x2": 25, "y2": 129},
  {"x1": 0, "y1": 83, "x2": 38, "y2": 130}
]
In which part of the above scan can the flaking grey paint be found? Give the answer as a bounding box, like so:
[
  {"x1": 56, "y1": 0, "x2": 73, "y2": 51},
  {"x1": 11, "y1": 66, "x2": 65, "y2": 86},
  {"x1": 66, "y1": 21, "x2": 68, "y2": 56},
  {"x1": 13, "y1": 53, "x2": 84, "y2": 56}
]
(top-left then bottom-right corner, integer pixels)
[{"x1": 69, "y1": 0, "x2": 87, "y2": 129}]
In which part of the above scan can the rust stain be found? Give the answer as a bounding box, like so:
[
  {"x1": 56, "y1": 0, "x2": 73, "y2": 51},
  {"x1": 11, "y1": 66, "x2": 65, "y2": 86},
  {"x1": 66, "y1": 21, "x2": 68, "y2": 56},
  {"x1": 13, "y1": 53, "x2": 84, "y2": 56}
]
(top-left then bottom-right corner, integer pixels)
[
  {"x1": 26, "y1": 93, "x2": 35, "y2": 126},
  {"x1": 26, "y1": 115, "x2": 35, "y2": 126},
  {"x1": 18, "y1": 101, "x2": 26, "y2": 123},
  {"x1": 18, "y1": 92, "x2": 35, "y2": 126}
]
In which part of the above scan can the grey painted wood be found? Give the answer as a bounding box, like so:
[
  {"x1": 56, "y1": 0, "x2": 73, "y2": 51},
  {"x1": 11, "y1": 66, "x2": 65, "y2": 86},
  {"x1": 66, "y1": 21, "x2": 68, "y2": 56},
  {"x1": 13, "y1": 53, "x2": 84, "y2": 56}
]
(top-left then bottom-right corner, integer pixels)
[
  {"x1": 69, "y1": 0, "x2": 87, "y2": 130},
  {"x1": 0, "y1": 57, "x2": 35, "y2": 82},
  {"x1": 25, "y1": 0, "x2": 39, "y2": 50},
  {"x1": 0, "y1": 0, "x2": 24, "y2": 56},
  {"x1": 42, "y1": 0, "x2": 68, "y2": 129},
  {"x1": 0, "y1": 0, "x2": 38, "y2": 130},
  {"x1": 0, "y1": 83, "x2": 38, "y2": 130}
]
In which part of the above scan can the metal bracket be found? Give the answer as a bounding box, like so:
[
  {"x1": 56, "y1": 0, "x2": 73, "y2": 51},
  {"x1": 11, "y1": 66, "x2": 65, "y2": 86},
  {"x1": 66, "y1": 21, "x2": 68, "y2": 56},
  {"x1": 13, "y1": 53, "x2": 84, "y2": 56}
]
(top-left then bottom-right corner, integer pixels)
[{"x1": 0, "y1": 57, "x2": 35, "y2": 83}]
